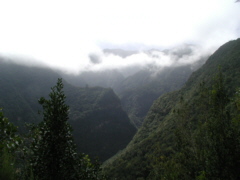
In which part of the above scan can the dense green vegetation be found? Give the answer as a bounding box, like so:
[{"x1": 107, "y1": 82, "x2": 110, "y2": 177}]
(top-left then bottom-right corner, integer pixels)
[
  {"x1": 65, "y1": 86, "x2": 136, "y2": 161},
  {"x1": 0, "y1": 79, "x2": 106, "y2": 179},
  {"x1": 103, "y1": 38, "x2": 240, "y2": 179},
  {"x1": 0, "y1": 108, "x2": 22, "y2": 180},
  {"x1": 1, "y1": 39, "x2": 240, "y2": 179},
  {"x1": 116, "y1": 65, "x2": 196, "y2": 128},
  {"x1": 63, "y1": 65, "x2": 196, "y2": 129},
  {"x1": 0, "y1": 60, "x2": 136, "y2": 162},
  {"x1": 62, "y1": 47, "x2": 208, "y2": 129}
]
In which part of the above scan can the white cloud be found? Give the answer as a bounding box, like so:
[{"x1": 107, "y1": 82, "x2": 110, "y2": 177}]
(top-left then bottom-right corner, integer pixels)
[
  {"x1": 0, "y1": 0, "x2": 239, "y2": 73},
  {"x1": 74, "y1": 44, "x2": 211, "y2": 75}
]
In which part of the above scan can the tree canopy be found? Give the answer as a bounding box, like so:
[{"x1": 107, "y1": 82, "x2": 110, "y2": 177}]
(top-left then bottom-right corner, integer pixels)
[{"x1": 1, "y1": 79, "x2": 106, "y2": 180}]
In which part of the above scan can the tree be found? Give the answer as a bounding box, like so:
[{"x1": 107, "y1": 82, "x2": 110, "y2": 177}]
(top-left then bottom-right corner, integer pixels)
[
  {"x1": 0, "y1": 108, "x2": 22, "y2": 152},
  {"x1": 30, "y1": 79, "x2": 80, "y2": 180},
  {"x1": 30, "y1": 78, "x2": 105, "y2": 180},
  {"x1": 155, "y1": 70, "x2": 240, "y2": 180},
  {"x1": 0, "y1": 108, "x2": 20, "y2": 180}
]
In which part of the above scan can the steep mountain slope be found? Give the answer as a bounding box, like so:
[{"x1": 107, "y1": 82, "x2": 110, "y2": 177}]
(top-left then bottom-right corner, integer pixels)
[
  {"x1": 103, "y1": 39, "x2": 240, "y2": 179},
  {"x1": 115, "y1": 65, "x2": 195, "y2": 128},
  {"x1": 65, "y1": 86, "x2": 136, "y2": 161},
  {"x1": 0, "y1": 59, "x2": 136, "y2": 161},
  {"x1": 62, "y1": 65, "x2": 195, "y2": 129},
  {"x1": 0, "y1": 60, "x2": 59, "y2": 128},
  {"x1": 62, "y1": 46, "x2": 208, "y2": 128}
]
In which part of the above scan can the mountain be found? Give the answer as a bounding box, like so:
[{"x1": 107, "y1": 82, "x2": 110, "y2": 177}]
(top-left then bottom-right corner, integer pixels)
[
  {"x1": 114, "y1": 65, "x2": 196, "y2": 128},
  {"x1": 62, "y1": 65, "x2": 196, "y2": 129},
  {"x1": 0, "y1": 59, "x2": 136, "y2": 161},
  {"x1": 0, "y1": 59, "x2": 59, "y2": 128},
  {"x1": 102, "y1": 39, "x2": 240, "y2": 179},
  {"x1": 65, "y1": 86, "x2": 136, "y2": 161},
  {"x1": 62, "y1": 46, "x2": 208, "y2": 128}
]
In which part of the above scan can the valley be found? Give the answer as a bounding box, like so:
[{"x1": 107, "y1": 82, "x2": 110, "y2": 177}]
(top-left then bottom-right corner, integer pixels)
[{"x1": 1, "y1": 39, "x2": 240, "y2": 179}]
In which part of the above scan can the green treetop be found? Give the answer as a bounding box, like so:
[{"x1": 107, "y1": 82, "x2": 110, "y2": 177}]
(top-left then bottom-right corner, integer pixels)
[{"x1": 31, "y1": 79, "x2": 79, "y2": 180}]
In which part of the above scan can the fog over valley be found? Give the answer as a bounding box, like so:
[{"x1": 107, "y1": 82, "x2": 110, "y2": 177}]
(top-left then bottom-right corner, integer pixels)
[
  {"x1": 1, "y1": 1, "x2": 240, "y2": 179},
  {"x1": 0, "y1": 0, "x2": 239, "y2": 74}
]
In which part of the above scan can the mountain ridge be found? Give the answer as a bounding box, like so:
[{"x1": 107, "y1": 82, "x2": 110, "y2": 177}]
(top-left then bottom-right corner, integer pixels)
[
  {"x1": 0, "y1": 59, "x2": 136, "y2": 161},
  {"x1": 103, "y1": 38, "x2": 240, "y2": 179}
]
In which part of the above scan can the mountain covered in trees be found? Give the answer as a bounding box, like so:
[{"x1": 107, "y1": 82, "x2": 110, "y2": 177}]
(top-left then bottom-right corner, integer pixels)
[
  {"x1": 1, "y1": 38, "x2": 240, "y2": 179},
  {"x1": 103, "y1": 39, "x2": 240, "y2": 179},
  {"x1": 65, "y1": 86, "x2": 136, "y2": 161},
  {"x1": 63, "y1": 45, "x2": 208, "y2": 128},
  {"x1": 0, "y1": 79, "x2": 107, "y2": 179},
  {"x1": 114, "y1": 65, "x2": 196, "y2": 128},
  {"x1": 0, "y1": 59, "x2": 136, "y2": 161}
]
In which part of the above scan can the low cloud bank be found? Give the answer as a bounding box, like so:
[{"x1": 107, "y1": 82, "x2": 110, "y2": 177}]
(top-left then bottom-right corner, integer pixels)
[
  {"x1": 74, "y1": 44, "x2": 212, "y2": 76},
  {"x1": 0, "y1": 0, "x2": 239, "y2": 75},
  {"x1": 0, "y1": 43, "x2": 213, "y2": 77}
]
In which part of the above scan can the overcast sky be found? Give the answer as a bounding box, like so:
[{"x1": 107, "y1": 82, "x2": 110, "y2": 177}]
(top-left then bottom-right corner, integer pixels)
[{"x1": 0, "y1": 0, "x2": 239, "y2": 73}]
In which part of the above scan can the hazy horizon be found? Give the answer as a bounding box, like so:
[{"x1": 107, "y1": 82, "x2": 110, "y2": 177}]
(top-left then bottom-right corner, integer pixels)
[{"x1": 0, "y1": 0, "x2": 239, "y2": 74}]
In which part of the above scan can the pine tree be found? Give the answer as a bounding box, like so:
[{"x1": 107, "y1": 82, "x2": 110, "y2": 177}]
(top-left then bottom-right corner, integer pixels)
[{"x1": 31, "y1": 79, "x2": 79, "y2": 180}]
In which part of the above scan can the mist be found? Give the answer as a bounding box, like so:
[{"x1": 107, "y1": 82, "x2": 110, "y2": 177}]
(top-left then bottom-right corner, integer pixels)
[
  {"x1": 0, "y1": 0, "x2": 239, "y2": 74},
  {"x1": 78, "y1": 44, "x2": 211, "y2": 76}
]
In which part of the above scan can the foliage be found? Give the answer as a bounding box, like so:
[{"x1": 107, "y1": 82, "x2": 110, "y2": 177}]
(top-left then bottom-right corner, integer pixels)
[
  {"x1": 117, "y1": 65, "x2": 195, "y2": 128},
  {"x1": 200, "y1": 71, "x2": 237, "y2": 179},
  {"x1": 160, "y1": 70, "x2": 240, "y2": 180},
  {"x1": 30, "y1": 78, "x2": 105, "y2": 180},
  {"x1": 0, "y1": 108, "x2": 23, "y2": 179},
  {"x1": 0, "y1": 59, "x2": 136, "y2": 161},
  {"x1": 0, "y1": 147, "x2": 16, "y2": 180},
  {"x1": 0, "y1": 79, "x2": 107, "y2": 180},
  {"x1": 67, "y1": 87, "x2": 136, "y2": 162},
  {"x1": 103, "y1": 38, "x2": 240, "y2": 179},
  {"x1": 0, "y1": 108, "x2": 22, "y2": 151}
]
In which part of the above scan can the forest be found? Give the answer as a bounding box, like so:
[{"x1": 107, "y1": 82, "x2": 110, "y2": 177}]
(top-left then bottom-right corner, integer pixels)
[
  {"x1": 0, "y1": 39, "x2": 240, "y2": 179},
  {"x1": 103, "y1": 39, "x2": 240, "y2": 179}
]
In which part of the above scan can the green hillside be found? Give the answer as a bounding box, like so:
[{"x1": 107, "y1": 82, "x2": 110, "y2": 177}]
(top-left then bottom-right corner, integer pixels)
[
  {"x1": 61, "y1": 46, "x2": 208, "y2": 129},
  {"x1": 0, "y1": 60, "x2": 59, "y2": 128},
  {"x1": 65, "y1": 86, "x2": 136, "y2": 161},
  {"x1": 0, "y1": 59, "x2": 136, "y2": 161},
  {"x1": 116, "y1": 65, "x2": 195, "y2": 128},
  {"x1": 103, "y1": 39, "x2": 240, "y2": 179}
]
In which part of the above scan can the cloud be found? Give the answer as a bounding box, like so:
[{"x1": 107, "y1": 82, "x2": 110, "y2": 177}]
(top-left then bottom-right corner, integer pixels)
[
  {"x1": 0, "y1": 0, "x2": 239, "y2": 73},
  {"x1": 71, "y1": 44, "x2": 211, "y2": 76}
]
